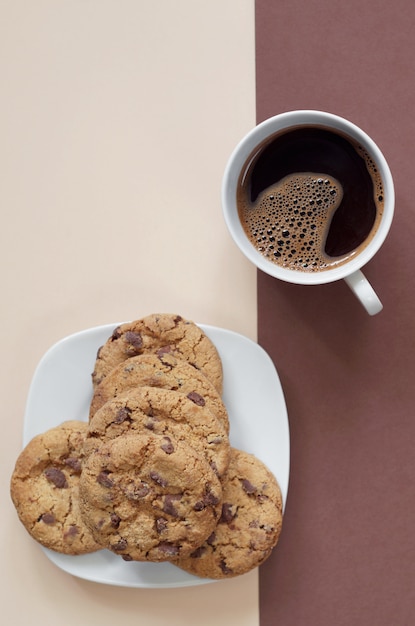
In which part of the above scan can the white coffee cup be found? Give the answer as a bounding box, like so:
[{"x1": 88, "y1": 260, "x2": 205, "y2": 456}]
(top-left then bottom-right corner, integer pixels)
[{"x1": 222, "y1": 110, "x2": 394, "y2": 315}]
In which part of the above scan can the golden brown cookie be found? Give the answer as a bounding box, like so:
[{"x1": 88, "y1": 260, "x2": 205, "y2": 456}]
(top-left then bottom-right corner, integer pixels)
[
  {"x1": 10, "y1": 421, "x2": 101, "y2": 555},
  {"x1": 85, "y1": 386, "x2": 230, "y2": 478},
  {"x1": 79, "y1": 431, "x2": 223, "y2": 562},
  {"x1": 174, "y1": 448, "x2": 283, "y2": 578},
  {"x1": 89, "y1": 352, "x2": 229, "y2": 433},
  {"x1": 92, "y1": 314, "x2": 223, "y2": 393}
]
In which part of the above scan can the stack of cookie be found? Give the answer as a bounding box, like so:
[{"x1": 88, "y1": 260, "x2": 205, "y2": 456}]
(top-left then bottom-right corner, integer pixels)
[{"x1": 10, "y1": 314, "x2": 283, "y2": 579}]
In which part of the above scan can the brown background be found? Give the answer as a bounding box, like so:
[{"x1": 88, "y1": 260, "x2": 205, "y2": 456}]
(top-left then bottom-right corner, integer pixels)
[{"x1": 255, "y1": 1, "x2": 415, "y2": 624}]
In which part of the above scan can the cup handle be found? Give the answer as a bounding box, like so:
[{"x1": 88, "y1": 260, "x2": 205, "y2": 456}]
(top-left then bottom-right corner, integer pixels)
[{"x1": 343, "y1": 269, "x2": 383, "y2": 315}]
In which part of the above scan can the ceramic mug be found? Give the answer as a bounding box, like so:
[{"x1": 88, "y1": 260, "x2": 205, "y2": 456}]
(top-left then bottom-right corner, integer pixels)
[{"x1": 222, "y1": 110, "x2": 394, "y2": 315}]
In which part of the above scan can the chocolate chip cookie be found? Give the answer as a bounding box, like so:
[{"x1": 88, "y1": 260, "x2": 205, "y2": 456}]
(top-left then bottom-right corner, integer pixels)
[
  {"x1": 89, "y1": 352, "x2": 229, "y2": 433},
  {"x1": 85, "y1": 386, "x2": 230, "y2": 478},
  {"x1": 174, "y1": 448, "x2": 283, "y2": 578},
  {"x1": 79, "y1": 431, "x2": 223, "y2": 562},
  {"x1": 92, "y1": 314, "x2": 223, "y2": 393},
  {"x1": 10, "y1": 421, "x2": 101, "y2": 555}
]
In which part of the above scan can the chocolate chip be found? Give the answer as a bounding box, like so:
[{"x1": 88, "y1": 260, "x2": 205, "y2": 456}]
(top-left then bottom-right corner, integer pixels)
[
  {"x1": 97, "y1": 470, "x2": 114, "y2": 488},
  {"x1": 38, "y1": 512, "x2": 55, "y2": 524},
  {"x1": 114, "y1": 406, "x2": 132, "y2": 424},
  {"x1": 110, "y1": 513, "x2": 121, "y2": 528},
  {"x1": 150, "y1": 470, "x2": 168, "y2": 487},
  {"x1": 125, "y1": 481, "x2": 150, "y2": 500},
  {"x1": 125, "y1": 331, "x2": 143, "y2": 353},
  {"x1": 157, "y1": 542, "x2": 179, "y2": 556},
  {"x1": 156, "y1": 345, "x2": 172, "y2": 356},
  {"x1": 64, "y1": 457, "x2": 82, "y2": 474},
  {"x1": 111, "y1": 326, "x2": 122, "y2": 341},
  {"x1": 173, "y1": 315, "x2": 182, "y2": 324},
  {"x1": 206, "y1": 532, "x2": 216, "y2": 546},
  {"x1": 194, "y1": 487, "x2": 220, "y2": 511},
  {"x1": 156, "y1": 517, "x2": 168, "y2": 533},
  {"x1": 160, "y1": 436, "x2": 174, "y2": 454},
  {"x1": 122, "y1": 554, "x2": 133, "y2": 561},
  {"x1": 219, "y1": 502, "x2": 236, "y2": 524},
  {"x1": 220, "y1": 560, "x2": 233, "y2": 575},
  {"x1": 186, "y1": 391, "x2": 206, "y2": 406},
  {"x1": 134, "y1": 482, "x2": 150, "y2": 498},
  {"x1": 112, "y1": 538, "x2": 128, "y2": 552},
  {"x1": 190, "y1": 546, "x2": 206, "y2": 558},
  {"x1": 203, "y1": 487, "x2": 220, "y2": 506},
  {"x1": 163, "y1": 494, "x2": 181, "y2": 517},
  {"x1": 241, "y1": 478, "x2": 257, "y2": 495},
  {"x1": 44, "y1": 467, "x2": 67, "y2": 489},
  {"x1": 64, "y1": 525, "x2": 79, "y2": 538}
]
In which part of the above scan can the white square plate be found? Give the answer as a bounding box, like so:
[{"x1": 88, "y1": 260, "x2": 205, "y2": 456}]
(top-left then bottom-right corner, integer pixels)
[{"x1": 23, "y1": 323, "x2": 290, "y2": 587}]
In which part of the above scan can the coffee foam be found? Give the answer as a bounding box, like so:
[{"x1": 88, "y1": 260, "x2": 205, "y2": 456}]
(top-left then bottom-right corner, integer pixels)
[
  {"x1": 356, "y1": 145, "x2": 384, "y2": 209},
  {"x1": 240, "y1": 173, "x2": 345, "y2": 271}
]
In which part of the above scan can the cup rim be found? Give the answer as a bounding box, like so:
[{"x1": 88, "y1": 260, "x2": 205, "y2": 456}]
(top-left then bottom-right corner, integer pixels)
[{"x1": 221, "y1": 110, "x2": 395, "y2": 285}]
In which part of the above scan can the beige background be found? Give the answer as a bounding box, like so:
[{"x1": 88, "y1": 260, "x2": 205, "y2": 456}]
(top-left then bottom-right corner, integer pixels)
[{"x1": 1, "y1": 2, "x2": 257, "y2": 624}]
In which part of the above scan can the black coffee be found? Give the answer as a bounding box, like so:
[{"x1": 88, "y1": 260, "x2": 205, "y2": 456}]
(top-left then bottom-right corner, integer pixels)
[{"x1": 237, "y1": 126, "x2": 384, "y2": 271}]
